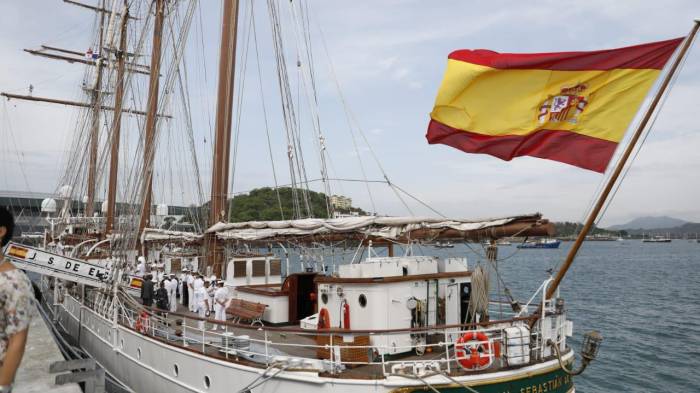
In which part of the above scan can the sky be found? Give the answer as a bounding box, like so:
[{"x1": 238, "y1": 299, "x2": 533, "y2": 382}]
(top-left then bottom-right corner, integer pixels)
[{"x1": 1, "y1": 0, "x2": 700, "y2": 226}]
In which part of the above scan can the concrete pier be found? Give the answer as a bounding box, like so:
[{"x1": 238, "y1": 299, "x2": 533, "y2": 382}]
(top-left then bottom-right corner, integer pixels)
[{"x1": 13, "y1": 305, "x2": 81, "y2": 393}]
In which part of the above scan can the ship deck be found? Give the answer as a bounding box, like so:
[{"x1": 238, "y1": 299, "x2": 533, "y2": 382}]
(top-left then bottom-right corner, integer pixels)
[{"x1": 136, "y1": 302, "x2": 553, "y2": 380}]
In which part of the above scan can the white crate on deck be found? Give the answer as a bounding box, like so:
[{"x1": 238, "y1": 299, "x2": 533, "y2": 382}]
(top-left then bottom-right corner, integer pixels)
[{"x1": 504, "y1": 326, "x2": 531, "y2": 366}]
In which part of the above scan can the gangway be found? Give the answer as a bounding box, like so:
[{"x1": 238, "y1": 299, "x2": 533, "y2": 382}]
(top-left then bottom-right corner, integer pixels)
[{"x1": 3, "y1": 241, "x2": 113, "y2": 288}]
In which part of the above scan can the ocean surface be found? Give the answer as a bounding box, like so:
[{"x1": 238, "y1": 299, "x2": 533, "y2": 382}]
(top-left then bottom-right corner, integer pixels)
[{"x1": 426, "y1": 240, "x2": 700, "y2": 393}]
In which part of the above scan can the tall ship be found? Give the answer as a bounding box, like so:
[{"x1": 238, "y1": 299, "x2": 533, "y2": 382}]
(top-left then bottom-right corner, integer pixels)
[{"x1": 3, "y1": 2, "x2": 698, "y2": 393}]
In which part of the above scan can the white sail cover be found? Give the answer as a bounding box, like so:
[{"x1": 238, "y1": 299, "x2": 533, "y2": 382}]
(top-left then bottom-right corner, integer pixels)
[
  {"x1": 207, "y1": 214, "x2": 541, "y2": 241},
  {"x1": 141, "y1": 228, "x2": 203, "y2": 243}
]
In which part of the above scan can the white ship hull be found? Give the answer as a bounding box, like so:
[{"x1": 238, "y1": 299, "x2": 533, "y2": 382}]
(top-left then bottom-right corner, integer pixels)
[{"x1": 48, "y1": 294, "x2": 575, "y2": 393}]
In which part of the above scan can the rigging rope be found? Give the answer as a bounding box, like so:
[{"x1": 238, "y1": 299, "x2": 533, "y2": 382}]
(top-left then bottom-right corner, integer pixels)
[{"x1": 251, "y1": 6, "x2": 285, "y2": 219}]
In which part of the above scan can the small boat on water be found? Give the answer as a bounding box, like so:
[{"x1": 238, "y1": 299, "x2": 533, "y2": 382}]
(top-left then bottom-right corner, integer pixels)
[
  {"x1": 642, "y1": 234, "x2": 672, "y2": 243},
  {"x1": 517, "y1": 238, "x2": 562, "y2": 249}
]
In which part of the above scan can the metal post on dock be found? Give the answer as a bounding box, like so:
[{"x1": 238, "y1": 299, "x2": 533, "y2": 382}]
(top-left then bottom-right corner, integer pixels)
[{"x1": 50, "y1": 359, "x2": 105, "y2": 393}]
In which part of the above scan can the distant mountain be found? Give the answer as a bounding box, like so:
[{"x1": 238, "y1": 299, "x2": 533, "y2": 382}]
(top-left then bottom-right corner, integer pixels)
[
  {"x1": 622, "y1": 222, "x2": 700, "y2": 237},
  {"x1": 608, "y1": 216, "x2": 688, "y2": 230}
]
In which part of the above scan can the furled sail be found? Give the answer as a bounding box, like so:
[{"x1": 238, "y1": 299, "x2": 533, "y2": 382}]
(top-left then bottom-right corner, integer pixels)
[{"x1": 205, "y1": 213, "x2": 553, "y2": 242}]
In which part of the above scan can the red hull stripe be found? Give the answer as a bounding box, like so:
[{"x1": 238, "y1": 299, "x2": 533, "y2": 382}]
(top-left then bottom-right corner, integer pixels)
[
  {"x1": 426, "y1": 120, "x2": 617, "y2": 173},
  {"x1": 448, "y1": 37, "x2": 683, "y2": 71}
]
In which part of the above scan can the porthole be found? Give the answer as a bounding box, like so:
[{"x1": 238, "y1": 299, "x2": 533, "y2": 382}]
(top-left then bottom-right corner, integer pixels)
[
  {"x1": 204, "y1": 375, "x2": 211, "y2": 389},
  {"x1": 358, "y1": 294, "x2": 367, "y2": 308},
  {"x1": 137, "y1": 348, "x2": 142, "y2": 359},
  {"x1": 173, "y1": 364, "x2": 179, "y2": 377},
  {"x1": 321, "y1": 293, "x2": 328, "y2": 304}
]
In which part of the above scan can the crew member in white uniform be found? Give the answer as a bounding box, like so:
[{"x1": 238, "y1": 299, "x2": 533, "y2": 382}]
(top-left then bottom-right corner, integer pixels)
[
  {"x1": 136, "y1": 256, "x2": 146, "y2": 277},
  {"x1": 213, "y1": 281, "x2": 229, "y2": 327},
  {"x1": 187, "y1": 272, "x2": 196, "y2": 311},
  {"x1": 156, "y1": 267, "x2": 165, "y2": 283},
  {"x1": 193, "y1": 274, "x2": 204, "y2": 313},
  {"x1": 162, "y1": 275, "x2": 171, "y2": 304},
  {"x1": 168, "y1": 274, "x2": 178, "y2": 312},
  {"x1": 194, "y1": 281, "x2": 210, "y2": 330},
  {"x1": 194, "y1": 274, "x2": 204, "y2": 290}
]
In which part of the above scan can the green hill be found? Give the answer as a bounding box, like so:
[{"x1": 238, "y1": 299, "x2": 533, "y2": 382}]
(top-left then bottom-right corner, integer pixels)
[
  {"x1": 554, "y1": 221, "x2": 625, "y2": 238},
  {"x1": 227, "y1": 187, "x2": 366, "y2": 222}
]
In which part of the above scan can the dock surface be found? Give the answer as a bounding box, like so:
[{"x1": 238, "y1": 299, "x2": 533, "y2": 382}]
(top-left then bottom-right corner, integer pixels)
[{"x1": 13, "y1": 304, "x2": 81, "y2": 393}]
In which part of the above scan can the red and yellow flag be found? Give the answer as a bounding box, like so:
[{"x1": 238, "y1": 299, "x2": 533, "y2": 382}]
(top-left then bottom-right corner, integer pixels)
[{"x1": 426, "y1": 38, "x2": 684, "y2": 172}]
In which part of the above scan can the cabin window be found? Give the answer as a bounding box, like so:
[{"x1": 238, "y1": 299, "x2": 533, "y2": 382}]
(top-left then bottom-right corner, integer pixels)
[
  {"x1": 269, "y1": 259, "x2": 281, "y2": 276},
  {"x1": 321, "y1": 293, "x2": 328, "y2": 304},
  {"x1": 358, "y1": 294, "x2": 367, "y2": 308},
  {"x1": 173, "y1": 364, "x2": 179, "y2": 377},
  {"x1": 233, "y1": 260, "x2": 247, "y2": 278},
  {"x1": 204, "y1": 375, "x2": 211, "y2": 389},
  {"x1": 252, "y1": 260, "x2": 266, "y2": 277}
]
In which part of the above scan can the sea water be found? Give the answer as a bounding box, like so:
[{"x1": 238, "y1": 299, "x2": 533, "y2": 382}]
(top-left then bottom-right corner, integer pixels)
[{"x1": 430, "y1": 240, "x2": 700, "y2": 393}]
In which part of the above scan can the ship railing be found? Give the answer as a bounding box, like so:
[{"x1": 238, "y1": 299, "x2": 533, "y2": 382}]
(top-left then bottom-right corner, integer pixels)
[{"x1": 111, "y1": 298, "x2": 569, "y2": 378}]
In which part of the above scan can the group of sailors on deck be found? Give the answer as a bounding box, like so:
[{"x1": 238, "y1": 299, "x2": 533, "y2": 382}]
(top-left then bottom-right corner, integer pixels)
[{"x1": 135, "y1": 256, "x2": 230, "y2": 329}]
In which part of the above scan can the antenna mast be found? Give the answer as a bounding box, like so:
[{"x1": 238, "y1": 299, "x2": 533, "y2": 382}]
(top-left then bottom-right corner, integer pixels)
[
  {"x1": 105, "y1": 0, "x2": 130, "y2": 233},
  {"x1": 85, "y1": 0, "x2": 108, "y2": 218},
  {"x1": 136, "y1": 0, "x2": 167, "y2": 253},
  {"x1": 207, "y1": 0, "x2": 240, "y2": 276}
]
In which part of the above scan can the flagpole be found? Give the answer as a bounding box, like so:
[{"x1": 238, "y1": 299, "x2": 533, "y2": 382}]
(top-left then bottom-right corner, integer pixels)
[{"x1": 542, "y1": 20, "x2": 699, "y2": 304}]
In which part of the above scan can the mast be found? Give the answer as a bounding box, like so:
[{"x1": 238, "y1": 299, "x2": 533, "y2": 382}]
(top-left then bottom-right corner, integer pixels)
[
  {"x1": 105, "y1": 0, "x2": 129, "y2": 233},
  {"x1": 207, "y1": 0, "x2": 240, "y2": 276},
  {"x1": 85, "y1": 0, "x2": 107, "y2": 218},
  {"x1": 136, "y1": 0, "x2": 166, "y2": 252},
  {"x1": 543, "y1": 21, "x2": 700, "y2": 302}
]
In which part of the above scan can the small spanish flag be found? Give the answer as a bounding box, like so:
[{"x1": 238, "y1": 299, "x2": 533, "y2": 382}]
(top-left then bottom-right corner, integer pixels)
[
  {"x1": 427, "y1": 38, "x2": 684, "y2": 172},
  {"x1": 130, "y1": 277, "x2": 144, "y2": 289},
  {"x1": 7, "y1": 245, "x2": 28, "y2": 259}
]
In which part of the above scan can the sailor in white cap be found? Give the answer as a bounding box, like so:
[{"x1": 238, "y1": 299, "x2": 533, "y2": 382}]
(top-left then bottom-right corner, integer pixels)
[
  {"x1": 187, "y1": 271, "x2": 197, "y2": 312},
  {"x1": 168, "y1": 274, "x2": 178, "y2": 312},
  {"x1": 213, "y1": 281, "x2": 229, "y2": 326},
  {"x1": 193, "y1": 281, "x2": 210, "y2": 330},
  {"x1": 136, "y1": 256, "x2": 146, "y2": 277}
]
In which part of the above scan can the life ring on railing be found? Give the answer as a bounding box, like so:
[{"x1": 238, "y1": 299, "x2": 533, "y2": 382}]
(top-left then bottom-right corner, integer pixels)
[
  {"x1": 318, "y1": 307, "x2": 331, "y2": 329},
  {"x1": 342, "y1": 302, "x2": 350, "y2": 329},
  {"x1": 455, "y1": 331, "x2": 493, "y2": 370},
  {"x1": 135, "y1": 311, "x2": 149, "y2": 334}
]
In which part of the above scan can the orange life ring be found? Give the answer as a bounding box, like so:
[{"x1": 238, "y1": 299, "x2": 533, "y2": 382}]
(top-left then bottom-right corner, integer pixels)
[
  {"x1": 455, "y1": 331, "x2": 493, "y2": 370},
  {"x1": 318, "y1": 307, "x2": 331, "y2": 330},
  {"x1": 135, "y1": 311, "x2": 149, "y2": 334},
  {"x1": 342, "y1": 302, "x2": 350, "y2": 329}
]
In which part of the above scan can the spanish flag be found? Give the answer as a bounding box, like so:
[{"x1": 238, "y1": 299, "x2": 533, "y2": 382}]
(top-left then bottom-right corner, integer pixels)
[{"x1": 427, "y1": 38, "x2": 684, "y2": 172}]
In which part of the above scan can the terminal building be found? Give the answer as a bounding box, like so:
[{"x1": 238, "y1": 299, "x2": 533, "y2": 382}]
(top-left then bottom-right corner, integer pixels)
[{"x1": 0, "y1": 190, "x2": 197, "y2": 238}]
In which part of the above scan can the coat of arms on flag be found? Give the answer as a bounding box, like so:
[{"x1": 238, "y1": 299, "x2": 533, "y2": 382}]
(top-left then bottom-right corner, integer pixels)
[{"x1": 538, "y1": 83, "x2": 588, "y2": 125}]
